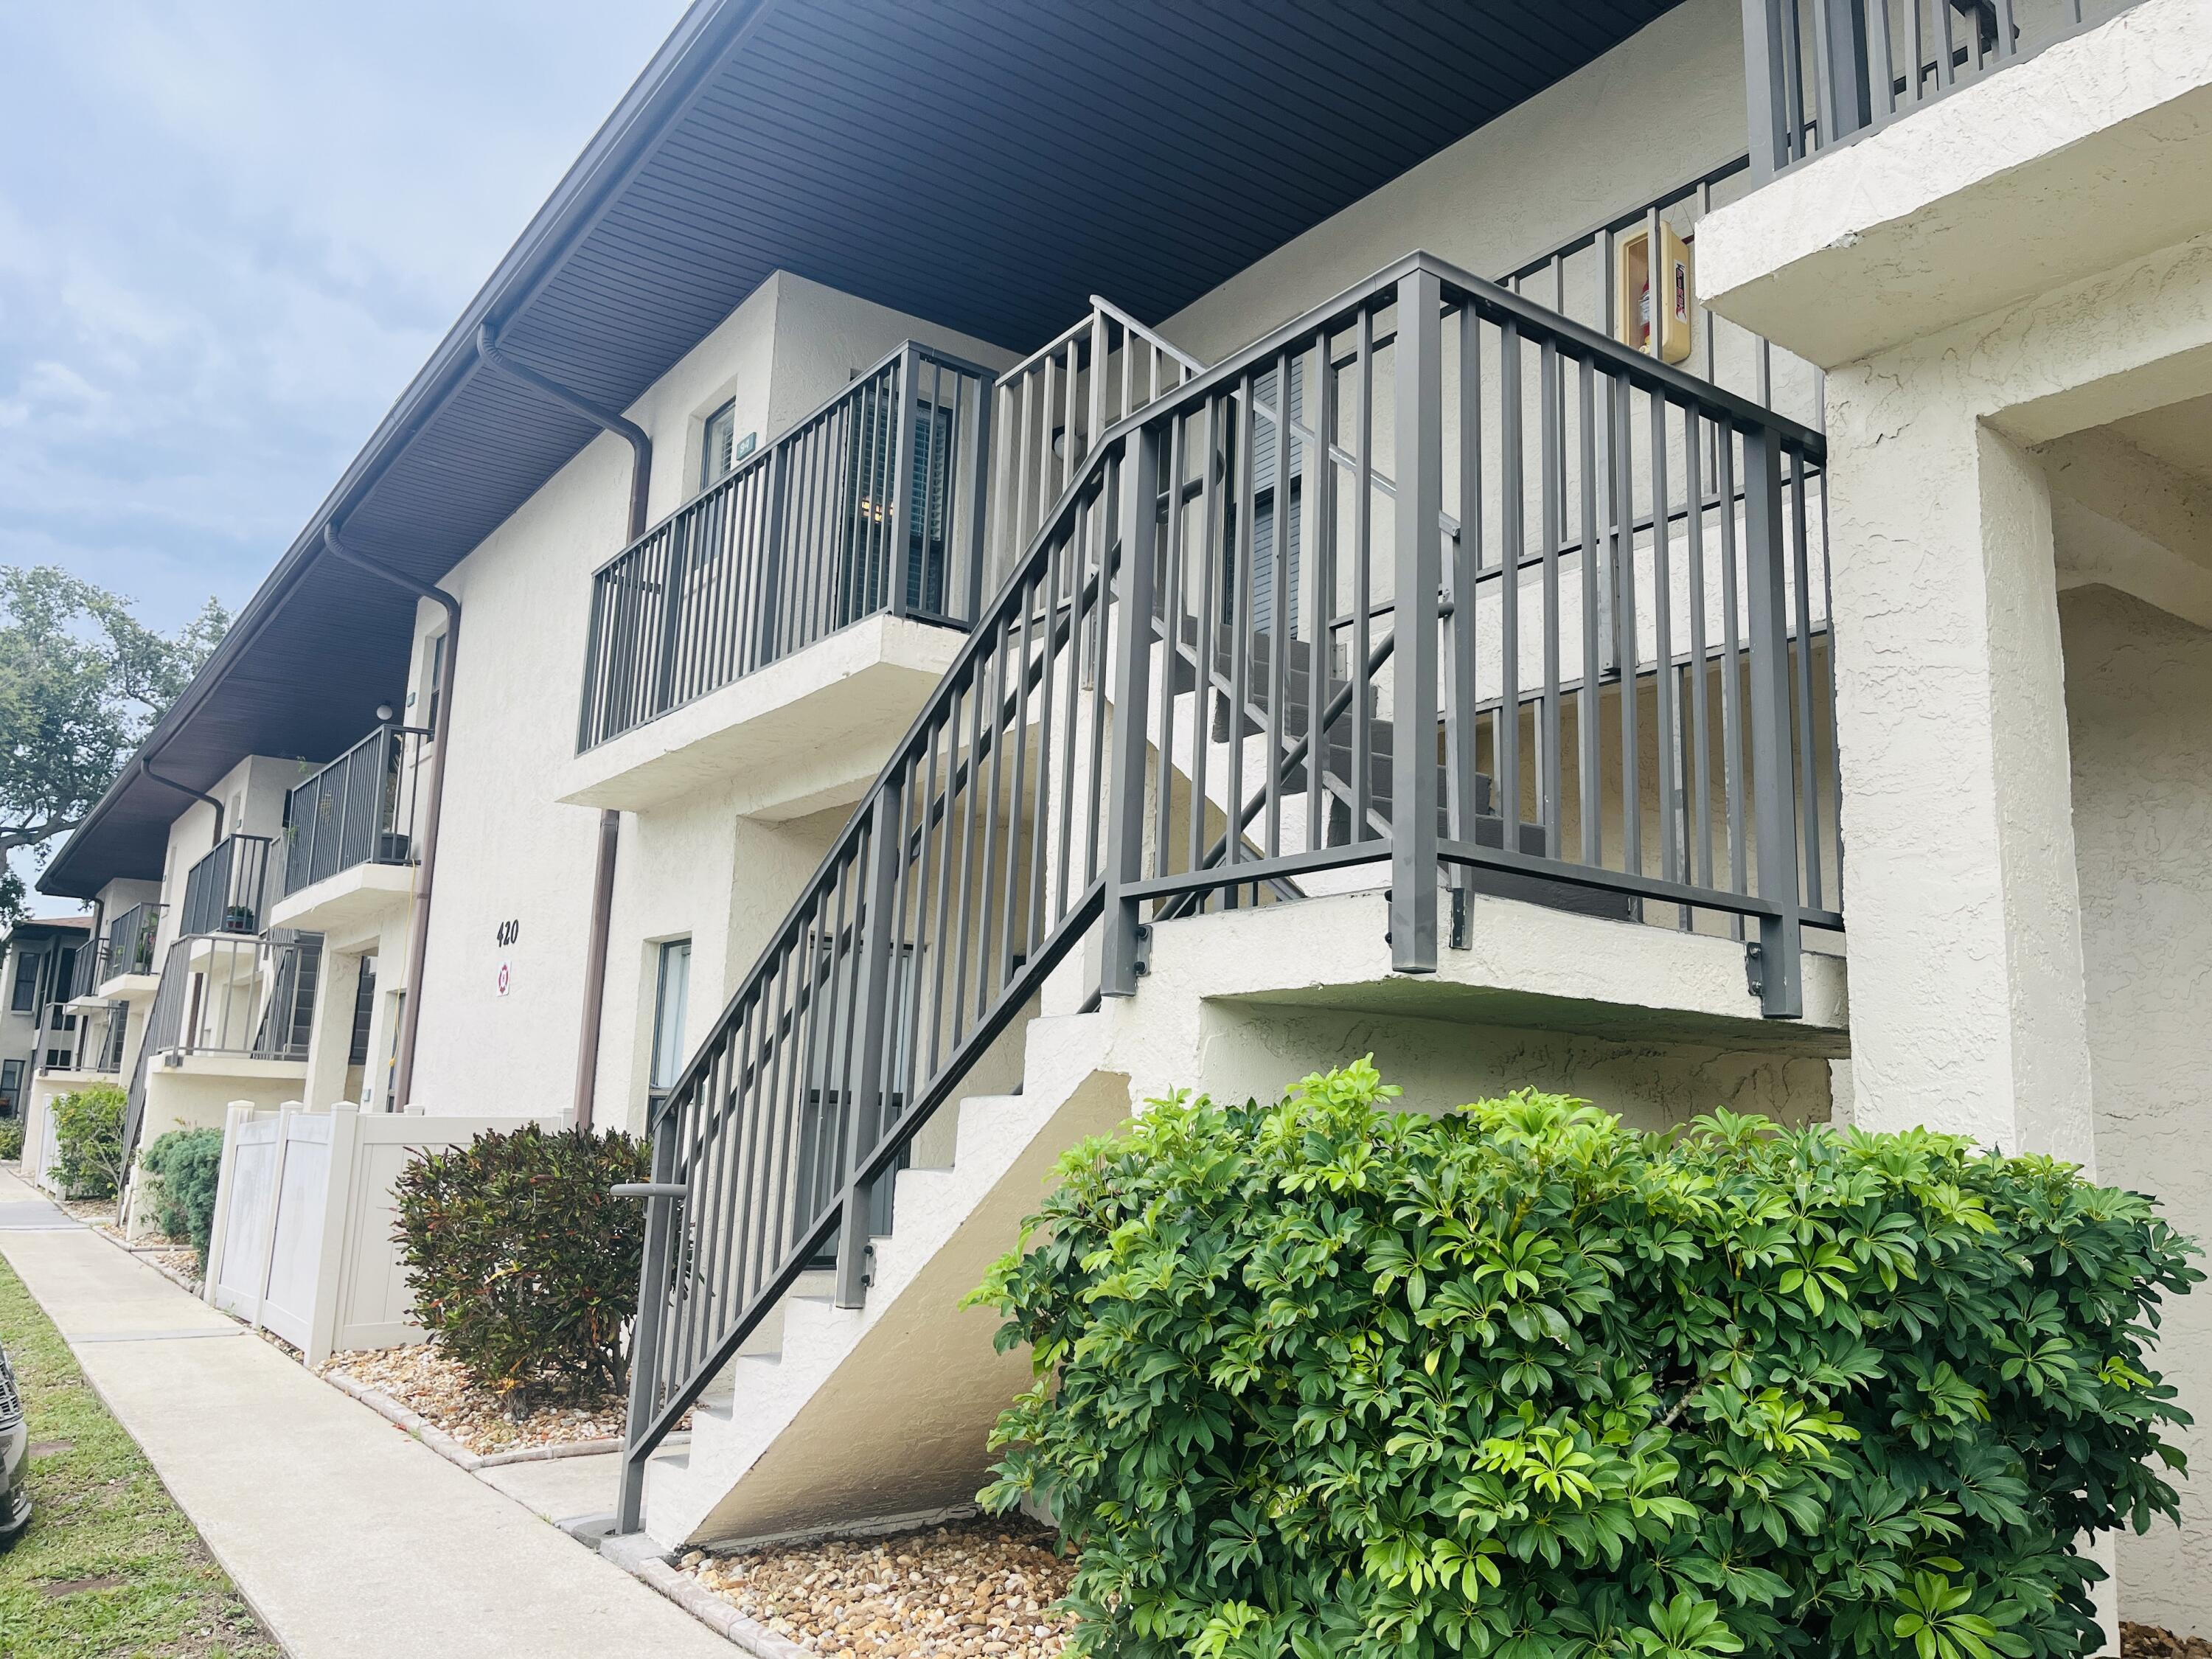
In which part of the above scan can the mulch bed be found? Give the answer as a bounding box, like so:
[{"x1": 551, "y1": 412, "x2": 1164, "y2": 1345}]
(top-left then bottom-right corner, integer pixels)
[{"x1": 318, "y1": 1340, "x2": 623, "y2": 1456}]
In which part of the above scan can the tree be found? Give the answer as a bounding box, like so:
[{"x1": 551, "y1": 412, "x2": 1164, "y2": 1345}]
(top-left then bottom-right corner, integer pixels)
[{"x1": 0, "y1": 566, "x2": 229, "y2": 919}]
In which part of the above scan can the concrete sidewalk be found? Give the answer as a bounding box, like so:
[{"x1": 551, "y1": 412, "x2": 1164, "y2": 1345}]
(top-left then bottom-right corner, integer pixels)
[{"x1": 0, "y1": 1168, "x2": 728, "y2": 1659}]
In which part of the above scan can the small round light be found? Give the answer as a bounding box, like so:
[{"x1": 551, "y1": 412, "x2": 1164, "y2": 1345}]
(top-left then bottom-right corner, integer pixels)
[{"x1": 375, "y1": 703, "x2": 395, "y2": 722}]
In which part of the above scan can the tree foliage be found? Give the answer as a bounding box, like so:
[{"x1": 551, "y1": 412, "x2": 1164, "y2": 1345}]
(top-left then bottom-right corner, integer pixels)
[
  {"x1": 393, "y1": 1124, "x2": 653, "y2": 1408},
  {"x1": 0, "y1": 566, "x2": 228, "y2": 917},
  {"x1": 973, "y1": 1062, "x2": 2201, "y2": 1659},
  {"x1": 51, "y1": 1082, "x2": 128, "y2": 1202}
]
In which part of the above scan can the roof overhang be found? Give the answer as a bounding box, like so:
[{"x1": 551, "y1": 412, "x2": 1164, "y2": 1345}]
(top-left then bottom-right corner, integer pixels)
[{"x1": 42, "y1": 0, "x2": 1682, "y2": 898}]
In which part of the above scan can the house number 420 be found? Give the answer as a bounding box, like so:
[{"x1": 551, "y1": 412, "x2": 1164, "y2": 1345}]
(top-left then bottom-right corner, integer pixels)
[{"x1": 495, "y1": 919, "x2": 520, "y2": 948}]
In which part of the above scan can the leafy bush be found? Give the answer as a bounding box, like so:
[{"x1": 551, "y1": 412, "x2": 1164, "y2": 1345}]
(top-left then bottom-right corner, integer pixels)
[
  {"x1": 973, "y1": 1061, "x2": 2201, "y2": 1659},
  {"x1": 52, "y1": 1082, "x2": 128, "y2": 1201},
  {"x1": 0, "y1": 1119, "x2": 23, "y2": 1162},
  {"x1": 392, "y1": 1124, "x2": 652, "y2": 1408},
  {"x1": 139, "y1": 1127, "x2": 224, "y2": 1268}
]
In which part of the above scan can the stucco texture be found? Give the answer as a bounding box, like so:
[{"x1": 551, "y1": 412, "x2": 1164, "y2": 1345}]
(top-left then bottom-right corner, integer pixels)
[{"x1": 2063, "y1": 582, "x2": 2212, "y2": 1635}]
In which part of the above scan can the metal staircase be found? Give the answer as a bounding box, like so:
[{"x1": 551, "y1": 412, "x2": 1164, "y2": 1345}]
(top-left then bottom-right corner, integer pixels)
[{"x1": 616, "y1": 250, "x2": 1838, "y2": 1537}]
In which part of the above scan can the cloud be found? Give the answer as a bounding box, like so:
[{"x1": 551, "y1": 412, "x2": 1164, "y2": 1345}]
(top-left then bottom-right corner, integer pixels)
[{"x1": 0, "y1": 0, "x2": 689, "y2": 633}]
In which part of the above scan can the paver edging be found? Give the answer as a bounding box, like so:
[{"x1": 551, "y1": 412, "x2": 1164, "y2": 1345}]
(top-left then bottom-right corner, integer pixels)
[{"x1": 630, "y1": 1556, "x2": 813, "y2": 1659}]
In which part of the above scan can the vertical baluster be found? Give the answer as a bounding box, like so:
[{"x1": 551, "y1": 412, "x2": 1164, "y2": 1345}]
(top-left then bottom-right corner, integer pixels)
[
  {"x1": 1614, "y1": 375, "x2": 1642, "y2": 889},
  {"x1": 1447, "y1": 307, "x2": 1482, "y2": 853},
  {"x1": 1744, "y1": 423, "x2": 1805, "y2": 1017},
  {"x1": 1225, "y1": 375, "x2": 1255, "y2": 902},
  {"x1": 1788, "y1": 448, "x2": 1824, "y2": 914},
  {"x1": 1498, "y1": 321, "x2": 1523, "y2": 846},
  {"x1": 1265, "y1": 349, "x2": 1292, "y2": 860},
  {"x1": 1391, "y1": 268, "x2": 1441, "y2": 974},
  {"x1": 1540, "y1": 333, "x2": 1564, "y2": 857},
  {"x1": 1102, "y1": 427, "x2": 1161, "y2": 996},
  {"x1": 1651, "y1": 389, "x2": 1683, "y2": 919},
  {"x1": 1684, "y1": 408, "x2": 1715, "y2": 897},
  {"x1": 1352, "y1": 310, "x2": 1375, "y2": 843},
  {"x1": 1578, "y1": 353, "x2": 1603, "y2": 869},
  {"x1": 1189, "y1": 400, "x2": 1221, "y2": 873},
  {"x1": 1307, "y1": 337, "x2": 1336, "y2": 853}
]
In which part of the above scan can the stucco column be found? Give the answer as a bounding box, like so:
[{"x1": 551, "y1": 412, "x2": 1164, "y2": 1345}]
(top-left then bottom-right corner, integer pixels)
[
  {"x1": 301, "y1": 950, "x2": 364, "y2": 1112},
  {"x1": 1825, "y1": 378, "x2": 2096, "y2": 1166}
]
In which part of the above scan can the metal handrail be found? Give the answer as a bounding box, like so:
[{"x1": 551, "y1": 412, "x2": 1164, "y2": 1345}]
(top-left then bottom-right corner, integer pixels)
[
  {"x1": 282, "y1": 723, "x2": 430, "y2": 897},
  {"x1": 990, "y1": 298, "x2": 1203, "y2": 575},
  {"x1": 614, "y1": 250, "x2": 1843, "y2": 1533},
  {"x1": 577, "y1": 340, "x2": 998, "y2": 751}
]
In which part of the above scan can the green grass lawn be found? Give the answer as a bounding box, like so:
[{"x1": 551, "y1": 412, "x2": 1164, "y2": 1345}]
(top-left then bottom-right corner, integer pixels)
[{"x1": 0, "y1": 1255, "x2": 278, "y2": 1658}]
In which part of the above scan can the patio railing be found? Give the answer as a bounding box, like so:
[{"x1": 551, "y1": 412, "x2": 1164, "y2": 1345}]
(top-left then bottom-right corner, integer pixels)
[
  {"x1": 282, "y1": 724, "x2": 429, "y2": 897},
  {"x1": 577, "y1": 342, "x2": 996, "y2": 751},
  {"x1": 101, "y1": 901, "x2": 163, "y2": 984},
  {"x1": 1745, "y1": 0, "x2": 2132, "y2": 177},
  {"x1": 180, "y1": 833, "x2": 273, "y2": 936}
]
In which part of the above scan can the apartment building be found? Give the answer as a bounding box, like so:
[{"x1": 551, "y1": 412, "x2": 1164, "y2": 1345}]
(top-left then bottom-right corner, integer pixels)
[
  {"x1": 0, "y1": 917, "x2": 94, "y2": 1128},
  {"x1": 33, "y1": 0, "x2": 2210, "y2": 1632}
]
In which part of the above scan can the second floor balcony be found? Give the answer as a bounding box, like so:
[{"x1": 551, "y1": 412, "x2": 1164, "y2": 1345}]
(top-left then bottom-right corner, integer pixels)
[
  {"x1": 577, "y1": 343, "x2": 995, "y2": 757},
  {"x1": 97, "y1": 902, "x2": 163, "y2": 991},
  {"x1": 180, "y1": 833, "x2": 274, "y2": 937},
  {"x1": 267, "y1": 723, "x2": 428, "y2": 934}
]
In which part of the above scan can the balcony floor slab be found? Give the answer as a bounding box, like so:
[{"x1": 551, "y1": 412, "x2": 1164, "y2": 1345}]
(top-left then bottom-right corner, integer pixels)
[
  {"x1": 1700, "y1": 0, "x2": 2212, "y2": 370},
  {"x1": 558, "y1": 613, "x2": 965, "y2": 819},
  {"x1": 268, "y1": 860, "x2": 414, "y2": 937}
]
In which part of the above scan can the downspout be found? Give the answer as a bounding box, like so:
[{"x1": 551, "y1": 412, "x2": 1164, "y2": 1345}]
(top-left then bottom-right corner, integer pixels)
[
  {"x1": 473, "y1": 321, "x2": 650, "y2": 1133},
  {"x1": 139, "y1": 759, "x2": 227, "y2": 850},
  {"x1": 322, "y1": 524, "x2": 459, "y2": 1113}
]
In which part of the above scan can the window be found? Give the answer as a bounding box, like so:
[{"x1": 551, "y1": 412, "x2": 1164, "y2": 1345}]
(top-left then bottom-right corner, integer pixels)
[
  {"x1": 0, "y1": 1060, "x2": 20, "y2": 1116},
  {"x1": 52, "y1": 945, "x2": 78, "y2": 1004},
  {"x1": 700, "y1": 402, "x2": 754, "y2": 490},
  {"x1": 423, "y1": 633, "x2": 447, "y2": 733},
  {"x1": 650, "y1": 938, "x2": 692, "y2": 1092},
  {"x1": 348, "y1": 956, "x2": 378, "y2": 1069},
  {"x1": 8, "y1": 951, "x2": 35, "y2": 1013}
]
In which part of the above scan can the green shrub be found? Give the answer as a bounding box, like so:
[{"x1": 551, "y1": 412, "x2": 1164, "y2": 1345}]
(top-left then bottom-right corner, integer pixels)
[
  {"x1": 392, "y1": 1124, "x2": 651, "y2": 1408},
  {"x1": 973, "y1": 1061, "x2": 2201, "y2": 1659},
  {"x1": 139, "y1": 1127, "x2": 224, "y2": 1267},
  {"x1": 52, "y1": 1083, "x2": 128, "y2": 1201},
  {"x1": 0, "y1": 1119, "x2": 24, "y2": 1162}
]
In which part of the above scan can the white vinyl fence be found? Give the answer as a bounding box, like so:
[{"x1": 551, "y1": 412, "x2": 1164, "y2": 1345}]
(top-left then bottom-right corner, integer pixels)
[{"x1": 204, "y1": 1101, "x2": 557, "y2": 1365}]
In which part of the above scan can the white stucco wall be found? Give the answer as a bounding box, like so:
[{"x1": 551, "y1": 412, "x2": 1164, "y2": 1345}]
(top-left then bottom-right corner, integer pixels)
[
  {"x1": 408, "y1": 273, "x2": 1010, "y2": 1121},
  {"x1": 2062, "y1": 582, "x2": 2212, "y2": 1635}
]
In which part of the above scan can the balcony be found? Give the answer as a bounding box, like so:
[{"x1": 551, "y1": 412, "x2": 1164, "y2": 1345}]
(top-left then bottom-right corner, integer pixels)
[
  {"x1": 94, "y1": 902, "x2": 163, "y2": 995},
  {"x1": 1744, "y1": 0, "x2": 2132, "y2": 178},
  {"x1": 563, "y1": 343, "x2": 994, "y2": 816},
  {"x1": 180, "y1": 833, "x2": 274, "y2": 936},
  {"x1": 269, "y1": 724, "x2": 427, "y2": 935},
  {"x1": 1714, "y1": 0, "x2": 2188, "y2": 366}
]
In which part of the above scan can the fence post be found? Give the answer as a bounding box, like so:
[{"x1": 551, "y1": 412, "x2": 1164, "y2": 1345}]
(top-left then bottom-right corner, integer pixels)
[
  {"x1": 1099, "y1": 427, "x2": 1161, "y2": 998},
  {"x1": 1391, "y1": 268, "x2": 1443, "y2": 975},
  {"x1": 616, "y1": 1107, "x2": 681, "y2": 1536},
  {"x1": 1741, "y1": 0, "x2": 1790, "y2": 179},
  {"x1": 835, "y1": 773, "x2": 907, "y2": 1311},
  {"x1": 1743, "y1": 422, "x2": 1805, "y2": 1018}
]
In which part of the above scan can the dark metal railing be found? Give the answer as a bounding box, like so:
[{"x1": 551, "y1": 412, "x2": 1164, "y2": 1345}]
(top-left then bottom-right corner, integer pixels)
[
  {"x1": 179, "y1": 834, "x2": 273, "y2": 936},
  {"x1": 614, "y1": 250, "x2": 1840, "y2": 1530},
  {"x1": 122, "y1": 928, "x2": 324, "y2": 1165},
  {"x1": 101, "y1": 902, "x2": 163, "y2": 984},
  {"x1": 1744, "y1": 0, "x2": 2123, "y2": 178},
  {"x1": 990, "y1": 298, "x2": 1204, "y2": 581},
  {"x1": 578, "y1": 343, "x2": 996, "y2": 751},
  {"x1": 282, "y1": 723, "x2": 429, "y2": 897},
  {"x1": 1499, "y1": 156, "x2": 1822, "y2": 434}
]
